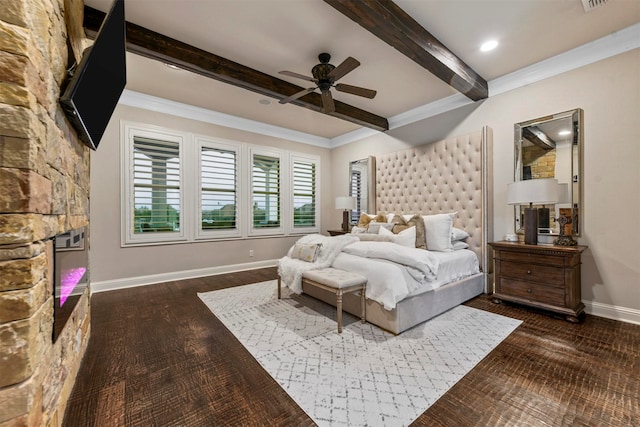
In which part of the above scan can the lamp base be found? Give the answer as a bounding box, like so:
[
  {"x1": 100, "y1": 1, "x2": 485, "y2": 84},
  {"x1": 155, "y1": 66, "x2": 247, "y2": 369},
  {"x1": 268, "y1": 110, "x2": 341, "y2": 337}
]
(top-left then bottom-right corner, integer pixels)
[
  {"x1": 341, "y1": 210, "x2": 350, "y2": 232},
  {"x1": 524, "y1": 208, "x2": 538, "y2": 245},
  {"x1": 554, "y1": 235, "x2": 577, "y2": 246}
]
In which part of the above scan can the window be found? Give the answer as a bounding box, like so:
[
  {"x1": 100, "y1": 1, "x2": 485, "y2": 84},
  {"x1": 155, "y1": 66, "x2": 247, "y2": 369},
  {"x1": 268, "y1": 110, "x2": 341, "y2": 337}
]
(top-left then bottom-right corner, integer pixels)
[
  {"x1": 291, "y1": 154, "x2": 319, "y2": 233},
  {"x1": 350, "y1": 169, "x2": 362, "y2": 223},
  {"x1": 122, "y1": 121, "x2": 320, "y2": 245},
  {"x1": 123, "y1": 123, "x2": 186, "y2": 245},
  {"x1": 251, "y1": 150, "x2": 281, "y2": 234},
  {"x1": 198, "y1": 139, "x2": 241, "y2": 238}
]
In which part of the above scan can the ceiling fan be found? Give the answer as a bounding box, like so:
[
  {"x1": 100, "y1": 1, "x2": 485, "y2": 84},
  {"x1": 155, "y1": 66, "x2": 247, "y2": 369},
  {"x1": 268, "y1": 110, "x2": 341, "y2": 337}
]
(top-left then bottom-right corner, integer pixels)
[{"x1": 278, "y1": 53, "x2": 377, "y2": 113}]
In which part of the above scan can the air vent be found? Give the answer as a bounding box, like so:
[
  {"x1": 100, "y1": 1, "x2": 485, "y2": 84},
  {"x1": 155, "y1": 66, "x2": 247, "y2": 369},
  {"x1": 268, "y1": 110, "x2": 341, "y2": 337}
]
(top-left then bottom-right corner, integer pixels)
[{"x1": 581, "y1": 0, "x2": 609, "y2": 12}]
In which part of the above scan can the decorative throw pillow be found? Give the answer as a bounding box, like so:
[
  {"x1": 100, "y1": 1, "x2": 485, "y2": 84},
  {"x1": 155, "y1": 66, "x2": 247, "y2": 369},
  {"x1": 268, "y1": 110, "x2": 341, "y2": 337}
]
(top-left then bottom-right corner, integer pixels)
[
  {"x1": 379, "y1": 225, "x2": 416, "y2": 247},
  {"x1": 366, "y1": 221, "x2": 393, "y2": 234},
  {"x1": 291, "y1": 243, "x2": 322, "y2": 262},
  {"x1": 422, "y1": 212, "x2": 456, "y2": 251},
  {"x1": 451, "y1": 227, "x2": 470, "y2": 242},
  {"x1": 350, "y1": 226, "x2": 367, "y2": 234},
  {"x1": 391, "y1": 214, "x2": 426, "y2": 249},
  {"x1": 357, "y1": 213, "x2": 387, "y2": 228},
  {"x1": 356, "y1": 233, "x2": 394, "y2": 242}
]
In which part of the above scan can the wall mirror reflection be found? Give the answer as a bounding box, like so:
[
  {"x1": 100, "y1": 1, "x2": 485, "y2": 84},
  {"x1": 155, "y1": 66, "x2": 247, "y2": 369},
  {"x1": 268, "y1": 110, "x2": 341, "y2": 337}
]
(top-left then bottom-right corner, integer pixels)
[
  {"x1": 349, "y1": 157, "x2": 375, "y2": 224},
  {"x1": 514, "y1": 108, "x2": 583, "y2": 237}
]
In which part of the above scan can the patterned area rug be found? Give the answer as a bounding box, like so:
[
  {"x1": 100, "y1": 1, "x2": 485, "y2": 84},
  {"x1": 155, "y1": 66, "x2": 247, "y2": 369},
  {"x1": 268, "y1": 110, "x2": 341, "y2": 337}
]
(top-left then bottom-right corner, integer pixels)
[{"x1": 198, "y1": 281, "x2": 521, "y2": 427}]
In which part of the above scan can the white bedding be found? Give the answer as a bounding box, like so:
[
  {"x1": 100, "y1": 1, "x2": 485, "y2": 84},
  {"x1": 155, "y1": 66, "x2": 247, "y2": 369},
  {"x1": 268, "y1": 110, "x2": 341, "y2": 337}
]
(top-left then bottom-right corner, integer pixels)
[
  {"x1": 333, "y1": 244, "x2": 478, "y2": 310},
  {"x1": 280, "y1": 235, "x2": 479, "y2": 311}
]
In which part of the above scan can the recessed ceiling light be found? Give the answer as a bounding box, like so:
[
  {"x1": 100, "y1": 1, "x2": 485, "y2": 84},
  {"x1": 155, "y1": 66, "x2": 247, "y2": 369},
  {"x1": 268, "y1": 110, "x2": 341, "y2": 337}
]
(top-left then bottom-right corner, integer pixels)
[
  {"x1": 258, "y1": 99, "x2": 272, "y2": 105},
  {"x1": 480, "y1": 40, "x2": 498, "y2": 52},
  {"x1": 558, "y1": 130, "x2": 571, "y2": 136}
]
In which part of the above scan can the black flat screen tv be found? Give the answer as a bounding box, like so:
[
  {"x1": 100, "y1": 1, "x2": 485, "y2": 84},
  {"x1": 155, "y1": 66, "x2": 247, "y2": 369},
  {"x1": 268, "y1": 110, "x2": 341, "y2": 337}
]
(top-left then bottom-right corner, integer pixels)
[{"x1": 60, "y1": 0, "x2": 126, "y2": 150}]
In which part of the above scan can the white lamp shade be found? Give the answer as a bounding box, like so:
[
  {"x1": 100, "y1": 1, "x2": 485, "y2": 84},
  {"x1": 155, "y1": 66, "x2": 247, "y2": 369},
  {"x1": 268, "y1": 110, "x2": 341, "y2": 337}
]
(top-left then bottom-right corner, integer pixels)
[
  {"x1": 507, "y1": 178, "x2": 559, "y2": 205},
  {"x1": 335, "y1": 196, "x2": 356, "y2": 210}
]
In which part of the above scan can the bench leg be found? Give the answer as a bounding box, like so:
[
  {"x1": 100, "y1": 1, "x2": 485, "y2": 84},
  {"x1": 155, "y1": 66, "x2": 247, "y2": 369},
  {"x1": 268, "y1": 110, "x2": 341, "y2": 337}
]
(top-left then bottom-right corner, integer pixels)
[
  {"x1": 277, "y1": 276, "x2": 281, "y2": 299},
  {"x1": 360, "y1": 286, "x2": 366, "y2": 323},
  {"x1": 336, "y1": 290, "x2": 343, "y2": 333}
]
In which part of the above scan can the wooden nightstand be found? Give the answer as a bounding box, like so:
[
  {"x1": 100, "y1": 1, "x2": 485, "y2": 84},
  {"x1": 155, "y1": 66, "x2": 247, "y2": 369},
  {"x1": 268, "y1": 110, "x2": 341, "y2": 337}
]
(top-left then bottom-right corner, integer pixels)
[
  {"x1": 488, "y1": 241, "x2": 587, "y2": 322},
  {"x1": 327, "y1": 229, "x2": 349, "y2": 236}
]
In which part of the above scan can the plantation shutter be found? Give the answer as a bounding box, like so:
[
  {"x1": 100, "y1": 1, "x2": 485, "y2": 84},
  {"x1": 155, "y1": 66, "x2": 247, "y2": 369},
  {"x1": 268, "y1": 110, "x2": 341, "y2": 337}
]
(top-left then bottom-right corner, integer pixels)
[
  {"x1": 200, "y1": 146, "x2": 237, "y2": 231},
  {"x1": 350, "y1": 170, "x2": 362, "y2": 223},
  {"x1": 292, "y1": 160, "x2": 316, "y2": 228},
  {"x1": 252, "y1": 154, "x2": 280, "y2": 228},
  {"x1": 132, "y1": 137, "x2": 181, "y2": 234}
]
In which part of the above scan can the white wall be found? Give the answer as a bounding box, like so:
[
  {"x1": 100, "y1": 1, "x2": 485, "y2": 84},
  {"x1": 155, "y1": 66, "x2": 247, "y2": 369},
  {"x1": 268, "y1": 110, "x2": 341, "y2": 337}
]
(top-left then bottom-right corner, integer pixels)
[
  {"x1": 90, "y1": 104, "x2": 331, "y2": 286},
  {"x1": 330, "y1": 50, "x2": 640, "y2": 317}
]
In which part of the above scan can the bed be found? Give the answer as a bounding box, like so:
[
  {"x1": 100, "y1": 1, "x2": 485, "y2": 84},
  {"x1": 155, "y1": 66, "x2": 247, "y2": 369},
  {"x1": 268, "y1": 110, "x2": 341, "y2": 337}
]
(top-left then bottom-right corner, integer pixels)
[{"x1": 283, "y1": 127, "x2": 493, "y2": 334}]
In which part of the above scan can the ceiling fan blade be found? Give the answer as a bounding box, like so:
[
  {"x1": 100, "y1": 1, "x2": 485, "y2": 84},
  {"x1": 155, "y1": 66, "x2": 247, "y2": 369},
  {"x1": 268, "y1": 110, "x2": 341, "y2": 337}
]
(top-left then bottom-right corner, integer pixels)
[
  {"x1": 335, "y1": 83, "x2": 377, "y2": 99},
  {"x1": 279, "y1": 87, "x2": 316, "y2": 104},
  {"x1": 327, "y1": 56, "x2": 360, "y2": 81},
  {"x1": 321, "y1": 90, "x2": 335, "y2": 113},
  {"x1": 279, "y1": 70, "x2": 316, "y2": 82}
]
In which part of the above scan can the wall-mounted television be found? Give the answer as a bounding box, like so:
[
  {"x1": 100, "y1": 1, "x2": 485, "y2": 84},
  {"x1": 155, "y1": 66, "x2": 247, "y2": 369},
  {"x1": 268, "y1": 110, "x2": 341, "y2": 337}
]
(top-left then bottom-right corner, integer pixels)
[{"x1": 60, "y1": 0, "x2": 126, "y2": 150}]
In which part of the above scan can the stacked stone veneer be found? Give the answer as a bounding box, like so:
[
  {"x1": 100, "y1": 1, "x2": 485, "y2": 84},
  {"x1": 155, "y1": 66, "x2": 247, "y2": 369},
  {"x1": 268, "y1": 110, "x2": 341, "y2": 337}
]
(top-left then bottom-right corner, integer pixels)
[
  {"x1": 0, "y1": 1, "x2": 91, "y2": 426},
  {"x1": 522, "y1": 144, "x2": 556, "y2": 179}
]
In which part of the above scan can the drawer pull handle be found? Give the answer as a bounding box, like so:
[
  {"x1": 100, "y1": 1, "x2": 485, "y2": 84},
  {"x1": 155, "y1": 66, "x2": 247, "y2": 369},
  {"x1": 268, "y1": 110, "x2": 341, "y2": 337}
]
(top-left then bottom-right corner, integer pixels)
[
  {"x1": 527, "y1": 270, "x2": 532, "y2": 275},
  {"x1": 527, "y1": 288, "x2": 532, "y2": 293}
]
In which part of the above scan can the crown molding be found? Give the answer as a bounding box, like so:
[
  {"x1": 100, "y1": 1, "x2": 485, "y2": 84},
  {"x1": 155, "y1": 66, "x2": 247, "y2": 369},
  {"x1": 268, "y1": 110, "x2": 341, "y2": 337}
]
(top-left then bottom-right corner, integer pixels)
[
  {"x1": 119, "y1": 23, "x2": 639, "y2": 149},
  {"x1": 118, "y1": 90, "x2": 332, "y2": 148},
  {"x1": 489, "y1": 23, "x2": 640, "y2": 97}
]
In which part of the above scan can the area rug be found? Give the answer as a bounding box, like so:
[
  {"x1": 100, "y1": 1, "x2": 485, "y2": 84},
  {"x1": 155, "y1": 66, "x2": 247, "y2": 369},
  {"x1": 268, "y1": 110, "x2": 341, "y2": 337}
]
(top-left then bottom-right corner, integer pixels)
[{"x1": 198, "y1": 281, "x2": 521, "y2": 426}]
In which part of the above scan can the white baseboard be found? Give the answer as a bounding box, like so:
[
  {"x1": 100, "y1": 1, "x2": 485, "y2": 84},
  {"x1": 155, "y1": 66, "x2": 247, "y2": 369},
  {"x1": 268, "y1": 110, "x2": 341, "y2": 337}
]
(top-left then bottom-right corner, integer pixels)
[
  {"x1": 90, "y1": 259, "x2": 278, "y2": 294},
  {"x1": 584, "y1": 300, "x2": 640, "y2": 325},
  {"x1": 91, "y1": 265, "x2": 640, "y2": 326}
]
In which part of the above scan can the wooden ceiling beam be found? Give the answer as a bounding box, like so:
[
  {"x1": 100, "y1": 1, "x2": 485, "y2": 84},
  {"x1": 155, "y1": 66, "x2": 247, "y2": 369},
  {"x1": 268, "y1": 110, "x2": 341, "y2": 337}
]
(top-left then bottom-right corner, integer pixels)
[
  {"x1": 324, "y1": 0, "x2": 488, "y2": 101},
  {"x1": 83, "y1": 6, "x2": 389, "y2": 132}
]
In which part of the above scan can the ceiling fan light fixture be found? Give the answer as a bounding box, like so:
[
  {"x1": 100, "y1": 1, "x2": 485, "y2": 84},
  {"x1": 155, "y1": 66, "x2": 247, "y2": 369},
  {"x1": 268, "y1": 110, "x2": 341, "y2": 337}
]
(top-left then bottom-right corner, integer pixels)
[{"x1": 480, "y1": 40, "x2": 498, "y2": 52}]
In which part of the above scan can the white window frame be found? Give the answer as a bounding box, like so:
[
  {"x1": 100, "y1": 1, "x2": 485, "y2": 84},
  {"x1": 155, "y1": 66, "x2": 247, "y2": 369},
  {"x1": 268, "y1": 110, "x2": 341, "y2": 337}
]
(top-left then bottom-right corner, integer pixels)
[
  {"x1": 195, "y1": 136, "x2": 243, "y2": 240},
  {"x1": 121, "y1": 121, "x2": 189, "y2": 246},
  {"x1": 289, "y1": 152, "x2": 320, "y2": 235},
  {"x1": 248, "y1": 146, "x2": 285, "y2": 237}
]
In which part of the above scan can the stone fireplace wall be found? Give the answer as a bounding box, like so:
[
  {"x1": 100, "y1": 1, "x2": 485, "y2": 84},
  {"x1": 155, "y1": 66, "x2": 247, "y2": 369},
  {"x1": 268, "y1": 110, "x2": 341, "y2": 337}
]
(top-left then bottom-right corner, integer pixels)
[{"x1": 0, "y1": 1, "x2": 91, "y2": 426}]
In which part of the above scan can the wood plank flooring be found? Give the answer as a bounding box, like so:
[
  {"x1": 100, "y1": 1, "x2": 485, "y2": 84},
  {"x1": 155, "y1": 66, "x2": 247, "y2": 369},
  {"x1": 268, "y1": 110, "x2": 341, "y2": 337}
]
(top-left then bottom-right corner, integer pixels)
[{"x1": 63, "y1": 267, "x2": 639, "y2": 426}]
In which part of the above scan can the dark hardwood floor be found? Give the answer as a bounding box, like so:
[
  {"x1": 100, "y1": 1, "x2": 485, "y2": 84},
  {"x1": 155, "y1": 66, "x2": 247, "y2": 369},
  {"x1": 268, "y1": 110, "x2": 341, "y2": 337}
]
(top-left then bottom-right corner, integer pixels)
[{"x1": 64, "y1": 267, "x2": 639, "y2": 426}]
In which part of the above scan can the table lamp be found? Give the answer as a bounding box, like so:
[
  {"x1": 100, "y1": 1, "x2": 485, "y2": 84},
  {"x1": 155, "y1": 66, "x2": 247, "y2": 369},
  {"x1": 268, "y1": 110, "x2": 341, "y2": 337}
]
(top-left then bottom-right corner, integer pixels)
[
  {"x1": 507, "y1": 178, "x2": 559, "y2": 245},
  {"x1": 335, "y1": 196, "x2": 356, "y2": 232}
]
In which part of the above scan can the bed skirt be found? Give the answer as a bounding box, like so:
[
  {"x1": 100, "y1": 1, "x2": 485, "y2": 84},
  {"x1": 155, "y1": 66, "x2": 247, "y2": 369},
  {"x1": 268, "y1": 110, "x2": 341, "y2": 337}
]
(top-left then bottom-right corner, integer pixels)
[{"x1": 302, "y1": 272, "x2": 485, "y2": 335}]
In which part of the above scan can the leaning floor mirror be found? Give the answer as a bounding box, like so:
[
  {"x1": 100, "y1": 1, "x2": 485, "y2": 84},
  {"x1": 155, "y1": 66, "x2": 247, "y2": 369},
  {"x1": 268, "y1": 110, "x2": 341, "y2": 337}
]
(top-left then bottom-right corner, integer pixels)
[{"x1": 514, "y1": 108, "x2": 583, "y2": 242}]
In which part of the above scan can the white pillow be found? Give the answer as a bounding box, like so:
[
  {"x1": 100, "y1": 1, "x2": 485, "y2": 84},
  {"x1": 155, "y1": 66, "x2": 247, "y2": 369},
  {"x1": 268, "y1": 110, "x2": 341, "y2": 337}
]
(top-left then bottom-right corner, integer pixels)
[
  {"x1": 452, "y1": 241, "x2": 469, "y2": 250},
  {"x1": 422, "y1": 212, "x2": 456, "y2": 251},
  {"x1": 379, "y1": 225, "x2": 416, "y2": 248},
  {"x1": 350, "y1": 226, "x2": 367, "y2": 234},
  {"x1": 451, "y1": 227, "x2": 470, "y2": 242}
]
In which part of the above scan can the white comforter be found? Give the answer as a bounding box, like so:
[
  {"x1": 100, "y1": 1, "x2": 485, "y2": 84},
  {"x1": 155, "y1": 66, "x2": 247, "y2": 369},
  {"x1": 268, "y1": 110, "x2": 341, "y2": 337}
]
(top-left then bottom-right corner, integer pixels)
[
  {"x1": 278, "y1": 236, "x2": 441, "y2": 310},
  {"x1": 336, "y1": 241, "x2": 440, "y2": 310}
]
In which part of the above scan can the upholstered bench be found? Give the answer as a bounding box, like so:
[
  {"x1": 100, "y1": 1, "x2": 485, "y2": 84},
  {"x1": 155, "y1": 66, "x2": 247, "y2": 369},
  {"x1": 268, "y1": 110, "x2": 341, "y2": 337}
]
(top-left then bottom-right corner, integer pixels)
[{"x1": 278, "y1": 268, "x2": 367, "y2": 333}]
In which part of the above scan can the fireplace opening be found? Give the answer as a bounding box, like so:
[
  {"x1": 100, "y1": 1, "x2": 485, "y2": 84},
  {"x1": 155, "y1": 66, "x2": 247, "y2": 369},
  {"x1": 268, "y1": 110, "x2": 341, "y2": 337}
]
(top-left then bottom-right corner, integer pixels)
[{"x1": 53, "y1": 227, "x2": 89, "y2": 342}]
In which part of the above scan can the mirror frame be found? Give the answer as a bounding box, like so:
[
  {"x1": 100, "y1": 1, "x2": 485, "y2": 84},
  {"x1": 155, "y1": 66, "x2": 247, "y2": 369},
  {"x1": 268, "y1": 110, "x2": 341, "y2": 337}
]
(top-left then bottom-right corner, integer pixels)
[
  {"x1": 514, "y1": 108, "x2": 583, "y2": 236},
  {"x1": 349, "y1": 156, "x2": 376, "y2": 224}
]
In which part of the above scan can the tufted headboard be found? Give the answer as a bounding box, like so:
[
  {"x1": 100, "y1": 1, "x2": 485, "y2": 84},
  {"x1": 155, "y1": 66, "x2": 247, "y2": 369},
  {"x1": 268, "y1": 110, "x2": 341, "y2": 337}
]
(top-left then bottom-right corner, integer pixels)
[{"x1": 375, "y1": 127, "x2": 493, "y2": 281}]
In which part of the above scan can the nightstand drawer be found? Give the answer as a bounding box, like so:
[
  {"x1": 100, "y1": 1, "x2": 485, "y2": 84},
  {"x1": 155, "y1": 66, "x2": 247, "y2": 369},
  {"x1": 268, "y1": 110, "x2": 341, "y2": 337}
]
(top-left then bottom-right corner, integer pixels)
[
  {"x1": 501, "y1": 261, "x2": 564, "y2": 287},
  {"x1": 499, "y1": 278, "x2": 565, "y2": 306},
  {"x1": 500, "y1": 250, "x2": 566, "y2": 267}
]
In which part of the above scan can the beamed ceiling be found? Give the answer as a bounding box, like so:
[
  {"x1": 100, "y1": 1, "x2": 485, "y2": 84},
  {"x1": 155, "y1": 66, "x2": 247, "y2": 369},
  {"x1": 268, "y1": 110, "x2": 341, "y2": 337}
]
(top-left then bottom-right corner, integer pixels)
[{"x1": 83, "y1": 0, "x2": 639, "y2": 143}]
